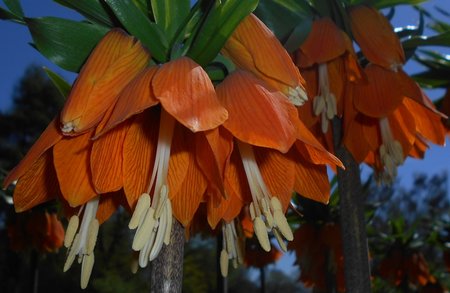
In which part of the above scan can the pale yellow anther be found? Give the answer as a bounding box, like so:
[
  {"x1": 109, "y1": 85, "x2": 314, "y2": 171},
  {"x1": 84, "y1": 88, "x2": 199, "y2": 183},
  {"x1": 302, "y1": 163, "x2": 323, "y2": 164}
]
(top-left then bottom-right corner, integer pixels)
[
  {"x1": 326, "y1": 94, "x2": 337, "y2": 120},
  {"x1": 130, "y1": 256, "x2": 139, "y2": 274},
  {"x1": 249, "y1": 202, "x2": 256, "y2": 220},
  {"x1": 287, "y1": 86, "x2": 308, "y2": 106},
  {"x1": 80, "y1": 253, "x2": 95, "y2": 289},
  {"x1": 321, "y1": 112, "x2": 329, "y2": 133},
  {"x1": 132, "y1": 207, "x2": 156, "y2": 251},
  {"x1": 313, "y1": 96, "x2": 326, "y2": 116},
  {"x1": 64, "y1": 215, "x2": 79, "y2": 248},
  {"x1": 270, "y1": 197, "x2": 283, "y2": 211},
  {"x1": 163, "y1": 200, "x2": 173, "y2": 245},
  {"x1": 86, "y1": 219, "x2": 99, "y2": 254},
  {"x1": 64, "y1": 233, "x2": 80, "y2": 272},
  {"x1": 273, "y1": 229, "x2": 287, "y2": 252},
  {"x1": 264, "y1": 210, "x2": 274, "y2": 228},
  {"x1": 254, "y1": 216, "x2": 270, "y2": 252},
  {"x1": 220, "y1": 249, "x2": 229, "y2": 277},
  {"x1": 273, "y1": 210, "x2": 293, "y2": 241},
  {"x1": 155, "y1": 188, "x2": 168, "y2": 218},
  {"x1": 129, "y1": 193, "x2": 151, "y2": 229},
  {"x1": 149, "y1": 210, "x2": 167, "y2": 262}
]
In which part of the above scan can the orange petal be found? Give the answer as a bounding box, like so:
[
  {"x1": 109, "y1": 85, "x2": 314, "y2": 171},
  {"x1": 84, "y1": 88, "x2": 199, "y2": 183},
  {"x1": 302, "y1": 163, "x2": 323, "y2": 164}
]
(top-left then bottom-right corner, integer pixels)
[
  {"x1": 96, "y1": 67, "x2": 159, "y2": 136},
  {"x1": 4, "y1": 118, "x2": 62, "y2": 188},
  {"x1": 299, "y1": 17, "x2": 347, "y2": 66},
  {"x1": 152, "y1": 57, "x2": 228, "y2": 132},
  {"x1": 91, "y1": 119, "x2": 132, "y2": 194},
  {"x1": 254, "y1": 147, "x2": 295, "y2": 211},
  {"x1": 388, "y1": 104, "x2": 416, "y2": 156},
  {"x1": 195, "y1": 128, "x2": 233, "y2": 199},
  {"x1": 223, "y1": 13, "x2": 304, "y2": 94},
  {"x1": 343, "y1": 115, "x2": 373, "y2": 163},
  {"x1": 403, "y1": 99, "x2": 446, "y2": 146},
  {"x1": 224, "y1": 146, "x2": 253, "y2": 204},
  {"x1": 353, "y1": 64, "x2": 404, "y2": 118},
  {"x1": 349, "y1": 5, "x2": 405, "y2": 68},
  {"x1": 292, "y1": 153, "x2": 331, "y2": 204},
  {"x1": 122, "y1": 110, "x2": 159, "y2": 209},
  {"x1": 61, "y1": 29, "x2": 151, "y2": 134},
  {"x1": 217, "y1": 70, "x2": 297, "y2": 153},
  {"x1": 168, "y1": 125, "x2": 207, "y2": 227},
  {"x1": 13, "y1": 152, "x2": 60, "y2": 212},
  {"x1": 96, "y1": 191, "x2": 124, "y2": 224},
  {"x1": 360, "y1": 116, "x2": 381, "y2": 152},
  {"x1": 295, "y1": 120, "x2": 343, "y2": 168},
  {"x1": 53, "y1": 131, "x2": 97, "y2": 207}
]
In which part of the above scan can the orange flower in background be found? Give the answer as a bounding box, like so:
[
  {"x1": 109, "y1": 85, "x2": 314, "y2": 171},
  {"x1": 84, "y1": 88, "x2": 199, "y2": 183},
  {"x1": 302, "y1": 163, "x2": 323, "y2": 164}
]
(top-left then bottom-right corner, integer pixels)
[
  {"x1": 8, "y1": 211, "x2": 64, "y2": 253},
  {"x1": 440, "y1": 88, "x2": 450, "y2": 132},
  {"x1": 223, "y1": 13, "x2": 307, "y2": 106},
  {"x1": 289, "y1": 222, "x2": 345, "y2": 292},
  {"x1": 294, "y1": 17, "x2": 362, "y2": 134},
  {"x1": 378, "y1": 248, "x2": 436, "y2": 287}
]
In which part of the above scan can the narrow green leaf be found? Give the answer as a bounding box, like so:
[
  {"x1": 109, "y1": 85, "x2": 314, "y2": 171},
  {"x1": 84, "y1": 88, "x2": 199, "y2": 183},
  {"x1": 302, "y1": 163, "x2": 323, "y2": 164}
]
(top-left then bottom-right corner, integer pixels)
[
  {"x1": 403, "y1": 32, "x2": 450, "y2": 49},
  {"x1": 54, "y1": 0, "x2": 116, "y2": 27},
  {"x1": 0, "y1": 6, "x2": 24, "y2": 23},
  {"x1": 255, "y1": 0, "x2": 313, "y2": 45},
  {"x1": 43, "y1": 67, "x2": 71, "y2": 98},
  {"x1": 151, "y1": 0, "x2": 190, "y2": 43},
  {"x1": 4, "y1": 0, "x2": 23, "y2": 17},
  {"x1": 187, "y1": 0, "x2": 259, "y2": 66},
  {"x1": 370, "y1": 0, "x2": 428, "y2": 9},
  {"x1": 104, "y1": 0, "x2": 168, "y2": 62},
  {"x1": 26, "y1": 17, "x2": 109, "y2": 72}
]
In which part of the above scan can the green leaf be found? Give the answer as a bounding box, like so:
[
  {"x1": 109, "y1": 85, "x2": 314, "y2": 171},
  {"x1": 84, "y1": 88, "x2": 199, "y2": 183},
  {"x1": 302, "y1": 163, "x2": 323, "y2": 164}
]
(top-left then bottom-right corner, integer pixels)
[
  {"x1": 151, "y1": 0, "x2": 190, "y2": 43},
  {"x1": 369, "y1": 0, "x2": 428, "y2": 9},
  {"x1": 104, "y1": 0, "x2": 168, "y2": 62},
  {"x1": 43, "y1": 67, "x2": 71, "y2": 98},
  {"x1": 403, "y1": 32, "x2": 450, "y2": 49},
  {"x1": 0, "y1": 5, "x2": 23, "y2": 23},
  {"x1": 255, "y1": 0, "x2": 312, "y2": 46},
  {"x1": 4, "y1": 0, "x2": 23, "y2": 17},
  {"x1": 25, "y1": 17, "x2": 109, "y2": 72},
  {"x1": 187, "y1": 0, "x2": 259, "y2": 66},
  {"x1": 54, "y1": 0, "x2": 116, "y2": 27}
]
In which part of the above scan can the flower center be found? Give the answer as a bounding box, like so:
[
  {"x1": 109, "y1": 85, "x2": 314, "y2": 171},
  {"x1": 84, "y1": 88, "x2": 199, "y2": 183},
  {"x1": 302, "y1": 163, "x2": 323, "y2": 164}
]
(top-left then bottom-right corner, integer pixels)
[
  {"x1": 219, "y1": 220, "x2": 244, "y2": 277},
  {"x1": 313, "y1": 63, "x2": 337, "y2": 133},
  {"x1": 63, "y1": 196, "x2": 100, "y2": 289},
  {"x1": 128, "y1": 109, "x2": 175, "y2": 269},
  {"x1": 378, "y1": 117, "x2": 404, "y2": 184},
  {"x1": 236, "y1": 141, "x2": 293, "y2": 252}
]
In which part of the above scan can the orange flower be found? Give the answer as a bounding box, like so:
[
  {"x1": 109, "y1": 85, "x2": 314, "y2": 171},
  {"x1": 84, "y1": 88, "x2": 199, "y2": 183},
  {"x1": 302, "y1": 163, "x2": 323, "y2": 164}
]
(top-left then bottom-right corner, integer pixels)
[
  {"x1": 349, "y1": 5, "x2": 405, "y2": 70},
  {"x1": 8, "y1": 211, "x2": 65, "y2": 253},
  {"x1": 343, "y1": 67, "x2": 446, "y2": 183},
  {"x1": 378, "y1": 248, "x2": 436, "y2": 287},
  {"x1": 222, "y1": 13, "x2": 307, "y2": 106},
  {"x1": 61, "y1": 29, "x2": 151, "y2": 135},
  {"x1": 92, "y1": 56, "x2": 228, "y2": 270},
  {"x1": 208, "y1": 71, "x2": 341, "y2": 263},
  {"x1": 288, "y1": 222, "x2": 345, "y2": 292}
]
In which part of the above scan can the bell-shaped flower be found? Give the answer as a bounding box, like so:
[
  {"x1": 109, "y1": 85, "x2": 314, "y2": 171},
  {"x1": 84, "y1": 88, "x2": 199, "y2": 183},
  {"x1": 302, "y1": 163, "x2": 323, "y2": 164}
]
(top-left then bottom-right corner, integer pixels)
[
  {"x1": 61, "y1": 29, "x2": 151, "y2": 135},
  {"x1": 93, "y1": 56, "x2": 228, "y2": 269},
  {"x1": 222, "y1": 13, "x2": 307, "y2": 106}
]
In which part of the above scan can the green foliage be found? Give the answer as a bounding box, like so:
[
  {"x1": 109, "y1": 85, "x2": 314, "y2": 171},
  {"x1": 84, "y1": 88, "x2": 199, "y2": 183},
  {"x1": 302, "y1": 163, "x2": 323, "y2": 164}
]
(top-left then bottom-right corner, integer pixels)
[
  {"x1": 104, "y1": 0, "x2": 168, "y2": 62},
  {"x1": 151, "y1": 0, "x2": 190, "y2": 43},
  {"x1": 26, "y1": 17, "x2": 108, "y2": 72},
  {"x1": 43, "y1": 68, "x2": 71, "y2": 98},
  {"x1": 54, "y1": 0, "x2": 116, "y2": 27}
]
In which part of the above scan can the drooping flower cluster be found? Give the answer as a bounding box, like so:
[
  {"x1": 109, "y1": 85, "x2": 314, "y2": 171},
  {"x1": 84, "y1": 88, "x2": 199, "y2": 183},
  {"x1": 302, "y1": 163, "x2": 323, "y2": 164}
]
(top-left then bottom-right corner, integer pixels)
[
  {"x1": 3, "y1": 14, "x2": 343, "y2": 288},
  {"x1": 293, "y1": 5, "x2": 447, "y2": 184}
]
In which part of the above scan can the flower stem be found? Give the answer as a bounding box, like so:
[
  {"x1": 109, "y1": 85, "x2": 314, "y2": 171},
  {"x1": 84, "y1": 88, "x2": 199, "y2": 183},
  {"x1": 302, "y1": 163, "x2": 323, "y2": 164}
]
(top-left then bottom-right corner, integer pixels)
[
  {"x1": 150, "y1": 219, "x2": 184, "y2": 293},
  {"x1": 333, "y1": 118, "x2": 371, "y2": 292}
]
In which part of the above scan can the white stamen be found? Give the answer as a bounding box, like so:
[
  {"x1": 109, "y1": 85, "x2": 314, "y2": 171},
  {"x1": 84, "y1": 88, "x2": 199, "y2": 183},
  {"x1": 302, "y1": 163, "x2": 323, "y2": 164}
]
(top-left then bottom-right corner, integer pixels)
[
  {"x1": 313, "y1": 64, "x2": 338, "y2": 133},
  {"x1": 64, "y1": 215, "x2": 79, "y2": 248}
]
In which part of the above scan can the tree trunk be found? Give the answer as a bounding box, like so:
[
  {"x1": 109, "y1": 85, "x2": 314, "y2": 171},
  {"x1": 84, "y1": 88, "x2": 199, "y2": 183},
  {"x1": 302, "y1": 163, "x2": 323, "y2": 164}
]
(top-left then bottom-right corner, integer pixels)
[
  {"x1": 333, "y1": 119, "x2": 371, "y2": 293},
  {"x1": 150, "y1": 220, "x2": 185, "y2": 293}
]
